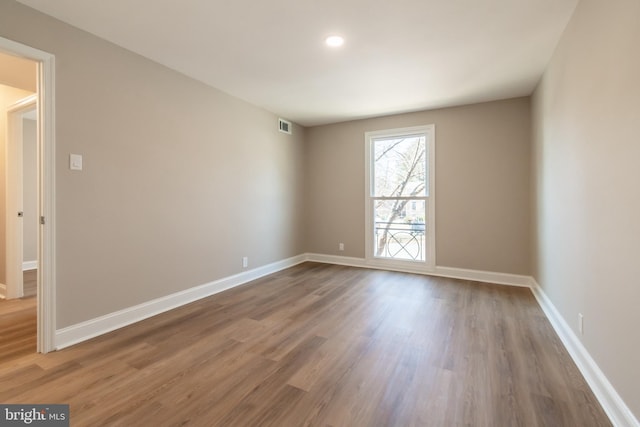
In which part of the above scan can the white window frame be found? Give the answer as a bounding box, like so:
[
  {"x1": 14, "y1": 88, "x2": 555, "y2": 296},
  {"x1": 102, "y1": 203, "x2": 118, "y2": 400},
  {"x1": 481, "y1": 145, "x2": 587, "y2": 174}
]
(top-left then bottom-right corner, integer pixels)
[{"x1": 364, "y1": 125, "x2": 436, "y2": 272}]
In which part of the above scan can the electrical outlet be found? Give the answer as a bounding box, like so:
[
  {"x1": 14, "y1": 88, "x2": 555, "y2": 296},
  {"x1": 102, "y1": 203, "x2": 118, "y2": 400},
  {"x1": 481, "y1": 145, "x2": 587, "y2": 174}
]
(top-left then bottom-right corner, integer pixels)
[
  {"x1": 578, "y1": 313, "x2": 584, "y2": 335},
  {"x1": 339, "y1": 243, "x2": 344, "y2": 251},
  {"x1": 242, "y1": 257, "x2": 248, "y2": 268}
]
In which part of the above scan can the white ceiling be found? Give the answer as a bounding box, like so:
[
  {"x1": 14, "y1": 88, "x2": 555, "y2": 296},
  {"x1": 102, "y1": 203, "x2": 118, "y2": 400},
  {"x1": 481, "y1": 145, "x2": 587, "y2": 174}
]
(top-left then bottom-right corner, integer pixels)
[{"x1": 16, "y1": 0, "x2": 578, "y2": 126}]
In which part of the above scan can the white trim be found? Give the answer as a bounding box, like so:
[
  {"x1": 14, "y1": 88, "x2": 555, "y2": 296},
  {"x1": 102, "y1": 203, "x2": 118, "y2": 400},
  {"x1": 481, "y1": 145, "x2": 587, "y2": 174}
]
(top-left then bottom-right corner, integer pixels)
[
  {"x1": 433, "y1": 266, "x2": 532, "y2": 287},
  {"x1": 38, "y1": 48, "x2": 57, "y2": 354},
  {"x1": 307, "y1": 253, "x2": 368, "y2": 269},
  {"x1": 55, "y1": 255, "x2": 307, "y2": 350},
  {"x1": 0, "y1": 283, "x2": 6, "y2": 299},
  {"x1": 23, "y1": 260, "x2": 37, "y2": 271},
  {"x1": 305, "y1": 253, "x2": 532, "y2": 287},
  {"x1": 531, "y1": 280, "x2": 639, "y2": 427}
]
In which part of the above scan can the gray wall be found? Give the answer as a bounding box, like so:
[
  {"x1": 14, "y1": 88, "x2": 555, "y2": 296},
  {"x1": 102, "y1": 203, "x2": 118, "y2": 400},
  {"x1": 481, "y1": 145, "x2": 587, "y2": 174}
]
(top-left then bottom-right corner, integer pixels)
[
  {"x1": 306, "y1": 97, "x2": 531, "y2": 275},
  {"x1": 0, "y1": 1, "x2": 306, "y2": 326},
  {"x1": 23, "y1": 117, "x2": 37, "y2": 264},
  {"x1": 532, "y1": 0, "x2": 640, "y2": 419}
]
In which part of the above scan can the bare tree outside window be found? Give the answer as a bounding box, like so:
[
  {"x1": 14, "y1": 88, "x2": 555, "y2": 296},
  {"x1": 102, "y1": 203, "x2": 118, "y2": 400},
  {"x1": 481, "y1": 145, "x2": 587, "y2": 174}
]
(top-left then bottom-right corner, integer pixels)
[{"x1": 372, "y1": 135, "x2": 427, "y2": 260}]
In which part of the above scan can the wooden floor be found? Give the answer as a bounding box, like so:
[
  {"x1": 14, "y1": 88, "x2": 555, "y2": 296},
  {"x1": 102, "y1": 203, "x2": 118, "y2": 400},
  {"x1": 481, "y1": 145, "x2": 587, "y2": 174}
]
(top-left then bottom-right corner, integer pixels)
[
  {"x1": 0, "y1": 270, "x2": 37, "y2": 363},
  {"x1": 23, "y1": 269, "x2": 37, "y2": 297},
  {"x1": 0, "y1": 263, "x2": 610, "y2": 426}
]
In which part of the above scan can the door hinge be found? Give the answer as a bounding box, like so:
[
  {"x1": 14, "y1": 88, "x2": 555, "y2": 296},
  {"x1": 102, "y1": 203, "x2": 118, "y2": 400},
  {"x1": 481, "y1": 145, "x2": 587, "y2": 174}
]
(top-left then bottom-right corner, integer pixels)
[{"x1": 40, "y1": 216, "x2": 45, "y2": 225}]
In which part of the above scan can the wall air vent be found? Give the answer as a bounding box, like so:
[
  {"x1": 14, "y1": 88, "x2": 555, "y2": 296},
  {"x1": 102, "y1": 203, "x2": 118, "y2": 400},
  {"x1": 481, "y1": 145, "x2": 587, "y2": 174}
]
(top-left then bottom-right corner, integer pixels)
[{"x1": 278, "y1": 118, "x2": 292, "y2": 135}]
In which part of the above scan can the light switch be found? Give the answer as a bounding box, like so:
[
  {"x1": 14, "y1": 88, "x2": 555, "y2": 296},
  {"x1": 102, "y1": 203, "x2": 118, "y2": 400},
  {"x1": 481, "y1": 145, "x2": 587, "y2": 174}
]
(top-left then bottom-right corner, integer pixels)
[{"x1": 70, "y1": 154, "x2": 83, "y2": 171}]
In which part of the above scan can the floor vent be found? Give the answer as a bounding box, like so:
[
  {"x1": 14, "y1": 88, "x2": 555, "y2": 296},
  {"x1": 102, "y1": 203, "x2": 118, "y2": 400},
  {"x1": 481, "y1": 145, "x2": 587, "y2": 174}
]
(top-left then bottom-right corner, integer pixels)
[{"x1": 278, "y1": 118, "x2": 292, "y2": 134}]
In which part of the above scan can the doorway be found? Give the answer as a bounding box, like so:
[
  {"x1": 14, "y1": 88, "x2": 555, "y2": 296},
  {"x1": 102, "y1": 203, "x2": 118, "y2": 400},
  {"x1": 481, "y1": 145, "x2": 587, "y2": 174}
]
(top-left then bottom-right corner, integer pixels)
[
  {"x1": 1, "y1": 61, "x2": 36, "y2": 366},
  {"x1": 6, "y1": 97, "x2": 37, "y2": 299},
  {"x1": 1, "y1": 37, "x2": 56, "y2": 354}
]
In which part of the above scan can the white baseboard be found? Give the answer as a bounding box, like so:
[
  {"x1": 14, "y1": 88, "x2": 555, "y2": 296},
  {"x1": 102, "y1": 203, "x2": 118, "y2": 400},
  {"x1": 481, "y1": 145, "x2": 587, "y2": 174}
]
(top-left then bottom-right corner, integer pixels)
[
  {"x1": 531, "y1": 280, "x2": 639, "y2": 427},
  {"x1": 433, "y1": 266, "x2": 532, "y2": 287},
  {"x1": 304, "y1": 253, "x2": 532, "y2": 288},
  {"x1": 55, "y1": 254, "x2": 307, "y2": 350},
  {"x1": 23, "y1": 260, "x2": 37, "y2": 271},
  {"x1": 305, "y1": 253, "x2": 368, "y2": 268},
  {"x1": 55, "y1": 253, "x2": 531, "y2": 350}
]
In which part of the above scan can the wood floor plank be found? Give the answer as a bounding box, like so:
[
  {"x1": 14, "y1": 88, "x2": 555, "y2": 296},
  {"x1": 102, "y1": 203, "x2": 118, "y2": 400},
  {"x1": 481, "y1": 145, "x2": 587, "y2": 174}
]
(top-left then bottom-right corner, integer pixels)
[
  {"x1": 0, "y1": 293, "x2": 36, "y2": 364},
  {"x1": 0, "y1": 262, "x2": 612, "y2": 426}
]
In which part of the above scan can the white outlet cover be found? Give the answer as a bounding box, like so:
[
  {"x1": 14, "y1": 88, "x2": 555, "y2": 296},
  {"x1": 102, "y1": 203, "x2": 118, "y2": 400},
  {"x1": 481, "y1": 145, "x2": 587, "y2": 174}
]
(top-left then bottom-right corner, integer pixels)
[
  {"x1": 578, "y1": 313, "x2": 584, "y2": 335},
  {"x1": 70, "y1": 154, "x2": 83, "y2": 171}
]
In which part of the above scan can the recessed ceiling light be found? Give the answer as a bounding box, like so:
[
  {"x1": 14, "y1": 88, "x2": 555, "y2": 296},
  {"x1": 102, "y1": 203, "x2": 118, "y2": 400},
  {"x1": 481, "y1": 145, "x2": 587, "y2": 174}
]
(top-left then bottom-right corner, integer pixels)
[{"x1": 325, "y1": 35, "x2": 345, "y2": 47}]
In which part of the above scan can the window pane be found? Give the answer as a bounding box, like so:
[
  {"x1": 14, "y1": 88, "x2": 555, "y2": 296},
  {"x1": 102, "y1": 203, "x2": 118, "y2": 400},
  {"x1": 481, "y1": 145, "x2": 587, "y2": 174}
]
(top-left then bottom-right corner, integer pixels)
[
  {"x1": 373, "y1": 135, "x2": 426, "y2": 197},
  {"x1": 374, "y1": 199, "x2": 426, "y2": 261}
]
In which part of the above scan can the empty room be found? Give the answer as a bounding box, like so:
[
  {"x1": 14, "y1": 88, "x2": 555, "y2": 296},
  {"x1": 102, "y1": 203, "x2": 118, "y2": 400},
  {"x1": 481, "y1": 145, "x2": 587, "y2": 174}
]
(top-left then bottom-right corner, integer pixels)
[{"x1": 0, "y1": 0, "x2": 638, "y2": 426}]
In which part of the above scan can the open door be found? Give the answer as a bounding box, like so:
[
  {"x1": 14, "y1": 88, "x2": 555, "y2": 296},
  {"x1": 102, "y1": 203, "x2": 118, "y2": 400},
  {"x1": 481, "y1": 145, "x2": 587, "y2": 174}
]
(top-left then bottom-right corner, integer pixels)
[{"x1": 6, "y1": 95, "x2": 37, "y2": 300}]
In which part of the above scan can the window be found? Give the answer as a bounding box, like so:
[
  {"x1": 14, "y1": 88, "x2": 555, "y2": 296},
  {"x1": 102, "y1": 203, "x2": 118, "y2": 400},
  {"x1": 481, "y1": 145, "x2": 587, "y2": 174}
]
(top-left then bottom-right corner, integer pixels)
[{"x1": 365, "y1": 125, "x2": 435, "y2": 270}]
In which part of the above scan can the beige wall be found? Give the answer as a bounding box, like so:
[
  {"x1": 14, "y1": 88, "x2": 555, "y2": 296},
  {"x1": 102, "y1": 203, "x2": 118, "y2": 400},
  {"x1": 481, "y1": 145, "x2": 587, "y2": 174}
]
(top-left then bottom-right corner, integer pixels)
[
  {"x1": 0, "y1": 1, "x2": 306, "y2": 327},
  {"x1": 532, "y1": 0, "x2": 640, "y2": 420},
  {"x1": 0, "y1": 84, "x2": 35, "y2": 286},
  {"x1": 306, "y1": 97, "x2": 531, "y2": 275},
  {"x1": 23, "y1": 118, "x2": 37, "y2": 263},
  {"x1": 0, "y1": 52, "x2": 36, "y2": 92}
]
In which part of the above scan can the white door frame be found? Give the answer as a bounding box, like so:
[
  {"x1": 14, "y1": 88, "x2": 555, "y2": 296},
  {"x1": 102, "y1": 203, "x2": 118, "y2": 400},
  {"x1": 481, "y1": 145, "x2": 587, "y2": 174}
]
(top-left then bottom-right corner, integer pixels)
[
  {"x1": 6, "y1": 95, "x2": 37, "y2": 300},
  {"x1": 2, "y1": 37, "x2": 56, "y2": 353}
]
